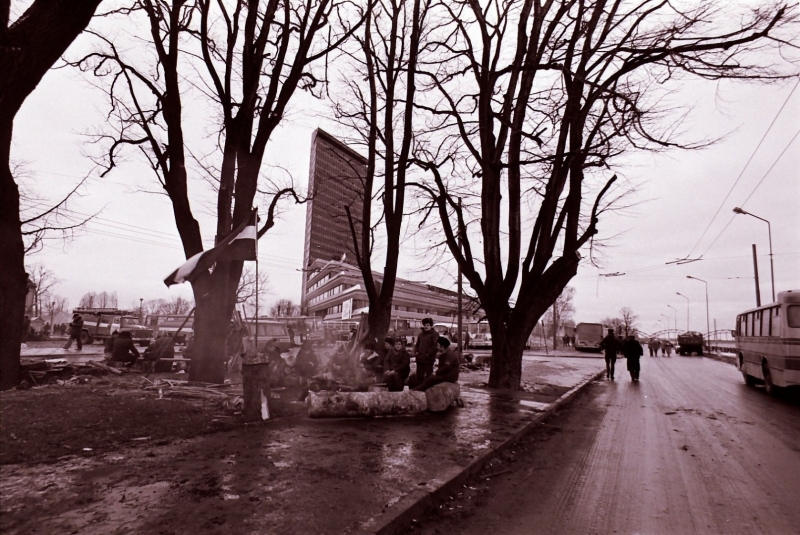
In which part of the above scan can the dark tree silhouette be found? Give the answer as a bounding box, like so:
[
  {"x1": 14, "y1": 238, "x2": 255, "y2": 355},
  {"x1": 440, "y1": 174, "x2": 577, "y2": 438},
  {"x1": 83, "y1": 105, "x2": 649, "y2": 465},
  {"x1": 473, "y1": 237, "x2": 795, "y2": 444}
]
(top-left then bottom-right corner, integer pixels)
[
  {"x1": 335, "y1": 0, "x2": 428, "y2": 346},
  {"x1": 0, "y1": 0, "x2": 104, "y2": 390}
]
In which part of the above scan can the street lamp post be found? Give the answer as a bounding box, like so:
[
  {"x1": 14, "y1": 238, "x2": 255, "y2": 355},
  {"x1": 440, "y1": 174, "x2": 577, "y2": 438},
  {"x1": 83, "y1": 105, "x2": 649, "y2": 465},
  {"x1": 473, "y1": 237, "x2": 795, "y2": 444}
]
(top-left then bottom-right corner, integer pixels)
[
  {"x1": 733, "y1": 207, "x2": 775, "y2": 302},
  {"x1": 687, "y1": 276, "x2": 711, "y2": 350},
  {"x1": 667, "y1": 305, "x2": 677, "y2": 341},
  {"x1": 676, "y1": 292, "x2": 690, "y2": 332},
  {"x1": 661, "y1": 314, "x2": 670, "y2": 337}
]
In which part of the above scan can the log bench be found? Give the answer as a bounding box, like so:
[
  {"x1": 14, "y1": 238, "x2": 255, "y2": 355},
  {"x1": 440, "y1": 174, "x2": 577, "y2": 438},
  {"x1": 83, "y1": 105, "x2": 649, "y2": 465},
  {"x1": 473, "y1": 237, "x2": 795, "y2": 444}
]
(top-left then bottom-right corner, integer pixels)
[{"x1": 307, "y1": 382, "x2": 461, "y2": 418}]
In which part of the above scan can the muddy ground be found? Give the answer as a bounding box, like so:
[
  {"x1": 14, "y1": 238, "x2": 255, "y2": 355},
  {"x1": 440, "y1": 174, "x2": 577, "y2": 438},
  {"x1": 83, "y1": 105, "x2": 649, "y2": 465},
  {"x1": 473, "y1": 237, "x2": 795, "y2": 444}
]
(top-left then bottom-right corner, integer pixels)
[{"x1": 1, "y1": 345, "x2": 601, "y2": 535}]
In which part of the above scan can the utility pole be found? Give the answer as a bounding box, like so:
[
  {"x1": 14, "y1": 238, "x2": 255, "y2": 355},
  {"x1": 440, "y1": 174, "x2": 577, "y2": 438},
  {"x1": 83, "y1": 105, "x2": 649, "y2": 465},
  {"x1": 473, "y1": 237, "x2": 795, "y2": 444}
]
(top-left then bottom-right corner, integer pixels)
[
  {"x1": 752, "y1": 244, "x2": 761, "y2": 307},
  {"x1": 457, "y1": 198, "x2": 463, "y2": 354}
]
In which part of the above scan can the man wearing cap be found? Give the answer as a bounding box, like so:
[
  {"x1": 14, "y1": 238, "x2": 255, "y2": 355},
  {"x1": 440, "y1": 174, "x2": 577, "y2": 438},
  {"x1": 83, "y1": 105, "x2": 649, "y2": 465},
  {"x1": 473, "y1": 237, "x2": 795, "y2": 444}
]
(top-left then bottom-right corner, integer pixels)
[
  {"x1": 410, "y1": 336, "x2": 460, "y2": 391},
  {"x1": 413, "y1": 318, "x2": 438, "y2": 384},
  {"x1": 63, "y1": 313, "x2": 84, "y2": 351}
]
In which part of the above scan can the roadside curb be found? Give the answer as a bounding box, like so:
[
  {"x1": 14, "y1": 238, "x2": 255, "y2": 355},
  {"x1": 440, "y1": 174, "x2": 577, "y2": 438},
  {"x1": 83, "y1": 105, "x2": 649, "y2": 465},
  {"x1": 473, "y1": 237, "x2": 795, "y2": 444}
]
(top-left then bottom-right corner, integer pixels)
[{"x1": 362, "y1": 369, "x2": 606, "y2": 535}]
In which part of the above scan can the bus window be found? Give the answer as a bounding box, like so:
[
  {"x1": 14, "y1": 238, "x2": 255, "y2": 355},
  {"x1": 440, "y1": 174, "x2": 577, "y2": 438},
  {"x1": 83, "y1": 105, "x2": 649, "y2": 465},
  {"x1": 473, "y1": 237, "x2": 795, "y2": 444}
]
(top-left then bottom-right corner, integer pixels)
[
  {"x1": 771, "y1": 307, "x2": 781, "y2": 336},
  {"x1": 788, "y1": 305, "x2": 800, "y2": 328},
  {"x1": 761, "y1": 309, "x2": 770, "y2": 337}
]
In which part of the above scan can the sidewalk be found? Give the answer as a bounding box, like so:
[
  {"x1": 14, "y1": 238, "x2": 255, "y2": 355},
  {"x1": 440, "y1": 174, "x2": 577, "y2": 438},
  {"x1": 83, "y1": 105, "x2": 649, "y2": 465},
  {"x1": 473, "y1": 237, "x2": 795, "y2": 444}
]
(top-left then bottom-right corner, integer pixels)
[{"x1": 0, "y1": 357, "x2": 603, "y2": 535}]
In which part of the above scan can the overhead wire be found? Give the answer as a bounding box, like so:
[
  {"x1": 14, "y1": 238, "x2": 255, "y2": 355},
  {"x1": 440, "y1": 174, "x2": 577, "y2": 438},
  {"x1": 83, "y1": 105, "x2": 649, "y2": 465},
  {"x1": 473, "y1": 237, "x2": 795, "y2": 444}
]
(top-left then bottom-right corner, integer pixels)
[
  {"x1": 684, "y1": 78, "x2": 799, "y2": 259},
  {"x1": 696, "y1": 125, "x2": 800, "y2": 259}
]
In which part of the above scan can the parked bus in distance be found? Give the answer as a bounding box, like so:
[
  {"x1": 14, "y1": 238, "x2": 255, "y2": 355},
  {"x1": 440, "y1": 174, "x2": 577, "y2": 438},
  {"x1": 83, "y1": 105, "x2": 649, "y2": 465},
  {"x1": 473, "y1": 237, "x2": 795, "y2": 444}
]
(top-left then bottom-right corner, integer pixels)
[
  {"x1": 467, "y1": 321, "x2": 492, "y2": 348},
  {"x1": 735, "y1": 289, "x2": 800, "y2": 395},
  {"x1": 243, "y1": 319, "x2": 292, "y2": 352},
  {"x1": 146, "y1": 314, "x2": 194, "y2": 344},
  {"x1": 575, "y1": 322, "x2": 604, "y2": 352}
]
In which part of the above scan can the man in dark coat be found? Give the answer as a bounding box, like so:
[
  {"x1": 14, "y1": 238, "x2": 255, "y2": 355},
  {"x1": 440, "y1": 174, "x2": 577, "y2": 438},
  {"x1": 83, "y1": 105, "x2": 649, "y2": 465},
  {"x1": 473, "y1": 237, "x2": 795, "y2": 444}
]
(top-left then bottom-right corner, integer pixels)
[
  {"x1": 382, "y1": 338, "x2": 410, "y2": 392},
  {"x1": 109, "y1": 331, "x2": 140, "y2": 366},
  {"x1": 410, "y1": 337, "x2": 460, "y2": 391},
  {"x1": 622, "y1": 335, "x2": 644, "y2": 382},
  {"x1": 413, "y1": 318, "x2": 438, "y2": 383},
  {"x1": 143, "y1": 334, "x2": 175, "y2": 372},
  {"x1": 599, "y1": 329, "x2": 621, "y2": 380},
  {"x1": 63, "y1": 313, "x2": 84, "y2": 350}
]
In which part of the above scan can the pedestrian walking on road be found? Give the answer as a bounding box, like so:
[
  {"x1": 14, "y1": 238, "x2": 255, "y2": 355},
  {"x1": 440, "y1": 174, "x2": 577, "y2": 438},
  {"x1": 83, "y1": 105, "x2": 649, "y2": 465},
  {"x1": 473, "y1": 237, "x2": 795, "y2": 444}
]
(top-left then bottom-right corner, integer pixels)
[
  {"x1": 623, "y1": 336, "x2": 643, "y2": 381},
  {"x1": 599, "y1": 329, "x2": 621, "y2": 380},
  {"x1": 663, "y1": 340, "x2": 673, "y2": 357},
  {"x1": 63, "y1": 313, "x2": 84, "y2": 351},
  {"x1": 647, "y1": 340, "x2": 654, "y2": 357},
  {"x1": 650, "y1": 338, "x2": 661, "y2": 357}
]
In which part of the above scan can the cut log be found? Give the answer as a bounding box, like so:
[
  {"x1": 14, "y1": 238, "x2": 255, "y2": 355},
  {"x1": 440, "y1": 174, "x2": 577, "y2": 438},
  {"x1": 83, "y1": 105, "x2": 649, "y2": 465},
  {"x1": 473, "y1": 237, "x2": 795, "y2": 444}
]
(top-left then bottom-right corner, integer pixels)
[
  {"x1": 424, "y1": 382, "x2": 461, "y2": 412},
  {"x1": 307, "y1": 390, "x2": 428, "y2": 418},
  {"x1": 87, "y1": 360, "x2": 124, "y2": 375},
  {"x1": 242, "y1": 363, "x2": 271, "y2": 422}
]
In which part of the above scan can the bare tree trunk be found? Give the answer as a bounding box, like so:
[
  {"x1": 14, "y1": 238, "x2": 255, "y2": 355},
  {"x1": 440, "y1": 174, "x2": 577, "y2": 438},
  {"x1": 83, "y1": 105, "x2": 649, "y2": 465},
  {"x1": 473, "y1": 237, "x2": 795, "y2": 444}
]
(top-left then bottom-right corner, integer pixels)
[
  {"x1": 0, "y1": 121, "x2": 26, "y2": 390},
  {"x1": 189, "y1": 261, "x2": 243, "y2": 384}
]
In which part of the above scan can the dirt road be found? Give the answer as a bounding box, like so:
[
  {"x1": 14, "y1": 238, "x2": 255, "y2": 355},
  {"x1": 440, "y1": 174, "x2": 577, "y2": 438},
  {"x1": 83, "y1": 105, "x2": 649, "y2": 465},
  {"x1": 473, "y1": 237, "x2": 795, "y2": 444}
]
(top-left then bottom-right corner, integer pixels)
[{"x1": 410, "y1": 356, "x2": 800, "y2": 535}]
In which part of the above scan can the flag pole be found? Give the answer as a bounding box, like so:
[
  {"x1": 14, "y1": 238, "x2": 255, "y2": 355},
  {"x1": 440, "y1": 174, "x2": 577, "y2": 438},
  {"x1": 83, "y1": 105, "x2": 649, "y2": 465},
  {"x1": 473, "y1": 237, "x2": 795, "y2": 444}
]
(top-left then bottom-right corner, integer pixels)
[{"x1": 255, "y1": 208, "x2": 259, "y2": 357}]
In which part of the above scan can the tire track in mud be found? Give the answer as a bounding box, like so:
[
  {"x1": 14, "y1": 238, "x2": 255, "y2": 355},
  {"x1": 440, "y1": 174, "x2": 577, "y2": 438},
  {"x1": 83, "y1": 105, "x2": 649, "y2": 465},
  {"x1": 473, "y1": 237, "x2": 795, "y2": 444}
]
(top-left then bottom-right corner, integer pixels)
[{"x1": 542, "y1": 376, "x2": 632, "y2": 535}]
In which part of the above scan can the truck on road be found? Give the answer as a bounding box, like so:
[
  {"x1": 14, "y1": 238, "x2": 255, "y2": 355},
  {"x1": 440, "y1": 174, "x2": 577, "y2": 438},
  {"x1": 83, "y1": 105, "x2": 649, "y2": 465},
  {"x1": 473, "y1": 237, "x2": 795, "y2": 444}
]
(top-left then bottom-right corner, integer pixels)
[
  {"x1": 74, "y1": 308, "x2": 153, "y2": 347},
  {"x1": 677, "y1": 331, "x2": 704, "y2": 356}
]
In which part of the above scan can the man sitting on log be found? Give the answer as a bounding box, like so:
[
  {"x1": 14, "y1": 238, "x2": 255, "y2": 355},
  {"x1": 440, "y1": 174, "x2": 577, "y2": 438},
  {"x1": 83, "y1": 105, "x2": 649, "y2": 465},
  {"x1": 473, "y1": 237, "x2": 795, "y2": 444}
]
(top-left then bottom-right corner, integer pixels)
[
  {"x1": 143, "y1": 333, "x2": 175, "y2": 373},
  {"x1": 409, "y1": 336, "x2": 460, "y2": 391},
  {"x1": 382, "y1": 337, "x2": 410, "y2": 392},
  {"x1": 109, "y1": 331, "x2": 140, "y2": 367}
]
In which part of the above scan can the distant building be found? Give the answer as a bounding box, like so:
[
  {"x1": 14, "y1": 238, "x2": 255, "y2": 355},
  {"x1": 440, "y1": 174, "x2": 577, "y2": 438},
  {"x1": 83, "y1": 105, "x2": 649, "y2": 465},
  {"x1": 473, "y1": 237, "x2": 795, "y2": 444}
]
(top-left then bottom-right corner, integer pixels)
[
  {"x1": 304, "y1": 258, "x2": 475, "y2": 327},
  {"x1": 300, "y1": 131, "x2": 474, "y2": 330},
  {"x1": 300, "y1": 129, "x2": 366, "y2": 307}
]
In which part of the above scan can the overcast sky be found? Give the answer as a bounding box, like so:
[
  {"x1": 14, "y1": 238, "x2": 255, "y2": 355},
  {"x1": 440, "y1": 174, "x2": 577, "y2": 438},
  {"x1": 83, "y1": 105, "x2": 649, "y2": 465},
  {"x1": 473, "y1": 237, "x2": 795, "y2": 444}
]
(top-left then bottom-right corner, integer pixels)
[{"x1": 13, "y1": 20, "x2": 799, "y2": 337}]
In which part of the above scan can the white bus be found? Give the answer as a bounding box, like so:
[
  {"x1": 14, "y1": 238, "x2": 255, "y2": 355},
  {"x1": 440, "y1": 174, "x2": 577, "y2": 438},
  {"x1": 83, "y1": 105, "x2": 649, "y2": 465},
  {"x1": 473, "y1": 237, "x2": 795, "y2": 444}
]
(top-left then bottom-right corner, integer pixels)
[
  {"x1": 574, "y1": 322, "x2": 604, "y2": 352},
  {"x1": 735, "y1": 290, "x2": 800, "y2": 394}
]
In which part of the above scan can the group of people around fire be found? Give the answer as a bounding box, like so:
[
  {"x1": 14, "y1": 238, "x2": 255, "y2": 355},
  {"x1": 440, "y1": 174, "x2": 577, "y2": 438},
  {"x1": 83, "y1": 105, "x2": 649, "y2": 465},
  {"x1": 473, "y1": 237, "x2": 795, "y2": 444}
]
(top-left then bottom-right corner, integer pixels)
[{"x1": 265, "y1": 317, "x2": 460, "y2": 393}]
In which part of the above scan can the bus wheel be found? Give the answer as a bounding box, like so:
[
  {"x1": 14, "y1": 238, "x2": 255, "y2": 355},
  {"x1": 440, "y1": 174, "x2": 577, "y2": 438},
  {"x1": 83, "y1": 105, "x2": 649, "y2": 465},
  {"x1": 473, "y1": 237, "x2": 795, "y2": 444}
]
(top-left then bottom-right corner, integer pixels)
[
  {"x1": 762, "y1": 361, "x2": 777, "y2": 396},
  {"x1": 80, "y1": 331, "x2": 94, "y2": 345}
]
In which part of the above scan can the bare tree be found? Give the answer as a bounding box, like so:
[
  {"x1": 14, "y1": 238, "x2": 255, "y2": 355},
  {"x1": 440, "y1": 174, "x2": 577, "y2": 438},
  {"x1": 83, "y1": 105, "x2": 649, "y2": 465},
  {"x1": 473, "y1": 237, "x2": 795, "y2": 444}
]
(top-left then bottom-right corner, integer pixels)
[
  {"x1": 25, "y1": 264, "x2": 59, "y2": 317},
  {"x1": 414, "y1": 0, "x2": 797, "y2": 389},
  {"x1": 43, "y1": 294, "x2": 69, "y2": 326},
  {"x1": 236, "y1": 265, "x2": 270, "y2": 315},
  {"x1": 269, "y1": 298, "x2": 300, "y2": 317},
  {"x1": 544, "y1": 286, "x2": 575, "y2": 349},
  {"x1": 619, "y1": 307, "x2": 638, "y2": 337},
  {"x1": 0, "y1": 0, "x2": 104, "y2": 390},
  {"x1": 333, "y1": 0, "x2": 427, "y2": 345},
  {"x1": 18, "y1": 172, "x2": 96, "y2": 254},
  {"x1": 70, "y1": 0, "x2": 365, "y2": 383},
  {"x1": 601, "y1": 316, "x2": 625, "y2": 335}
]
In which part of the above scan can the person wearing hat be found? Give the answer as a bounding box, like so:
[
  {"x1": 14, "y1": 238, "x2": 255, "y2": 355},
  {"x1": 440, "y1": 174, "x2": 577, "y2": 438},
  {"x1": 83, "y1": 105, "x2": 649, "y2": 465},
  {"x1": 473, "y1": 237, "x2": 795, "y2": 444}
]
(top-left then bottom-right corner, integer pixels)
[
  {"x1": 382, "y1": 338, "x2": 410, "y2": 392},
  {"x1": 63, "y1": 313, "x2": 84, "y2": 351},
  {"x1": 410, "y1": 336, "x2": 460, "y2": 391},
  {"x1": 413, "y1": 318, "x2": 439, "y2": 384}
]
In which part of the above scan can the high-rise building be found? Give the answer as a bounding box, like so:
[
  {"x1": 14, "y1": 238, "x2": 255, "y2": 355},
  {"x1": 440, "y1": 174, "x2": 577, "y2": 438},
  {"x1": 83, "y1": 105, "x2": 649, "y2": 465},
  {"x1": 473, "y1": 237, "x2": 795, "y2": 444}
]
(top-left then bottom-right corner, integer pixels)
[{"x1": 300, "y1": 129, "x2": 366, "y2": 309}]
